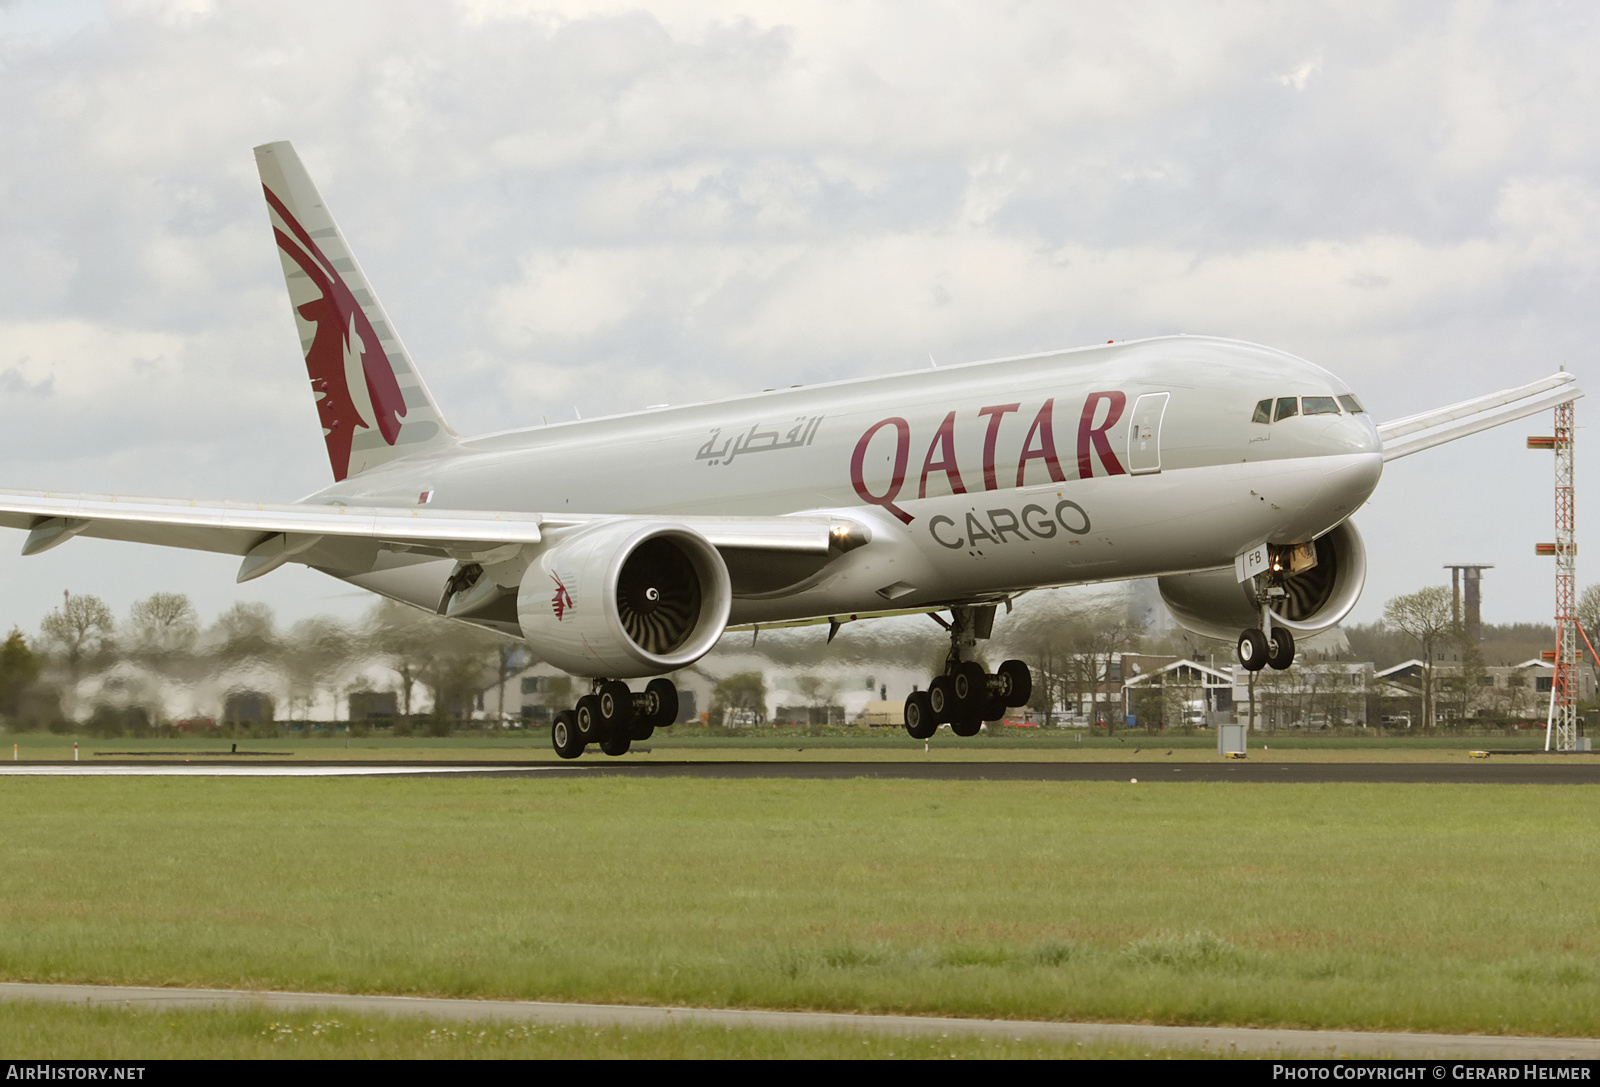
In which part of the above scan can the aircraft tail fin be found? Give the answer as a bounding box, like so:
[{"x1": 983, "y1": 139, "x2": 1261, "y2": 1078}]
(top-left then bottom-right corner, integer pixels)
[{"x1": 255, "y1": 141, "x2": 456, "y2": 482}]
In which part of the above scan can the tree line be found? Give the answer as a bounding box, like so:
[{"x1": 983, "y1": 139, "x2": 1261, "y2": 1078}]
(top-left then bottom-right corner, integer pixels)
[{"x1": 2, "y1": 592, "x2": 526, "y2": 734}]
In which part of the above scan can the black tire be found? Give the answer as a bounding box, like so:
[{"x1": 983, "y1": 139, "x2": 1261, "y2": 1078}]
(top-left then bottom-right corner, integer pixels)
[
  {"x1": 996, "y1": 659, "x2": 1032, "y2": 707},
  {"x1": 1237, "y1": 628, "x2": 1268, "y2": 672},
  {"x1": 904, "y1": 691, "x2": 937, "y2": 740},
  {"x1": 1266, "y1": 626, "x2": 1296, "y2": 670},
  {"x1": 600, "y1": 733, "x2": 632, "y2": 756},
  {"x1": 551, "y1": 710, "x2": 584, "y2": 760},
  {"x1": 981, "y1": 694, "x2": 1007, "y2": 722},
  {"x1": 950, "y1": 715, "x2": 982, "y2": 737},
  {"x1": 951, "y1": 661, "x2": 987, "y2": 714},
  {"x1": 644, "y1": 678, "x2": 679, "y2": 728},
  {"x1": 598, "y1": 680, "x2": 634, "y2": 734},
  {"x1": 575, "y1": 694, "x2": 604, "y2": 741},
  {"x1": 928, "y1": 675, "x2": 956, "y2": 723}
]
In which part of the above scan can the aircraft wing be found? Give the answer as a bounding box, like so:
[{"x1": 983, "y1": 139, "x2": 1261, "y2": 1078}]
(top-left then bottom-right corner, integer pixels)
[
  {"x1": 0, "y1": 490, "x2": 850, "y2": 582},
  {"x1": 1377, "y1": 372, "x2": 1582, "y2": 461}
]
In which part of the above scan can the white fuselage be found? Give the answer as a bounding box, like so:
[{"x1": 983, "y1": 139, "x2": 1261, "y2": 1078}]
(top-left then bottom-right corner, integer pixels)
[{"x1": 313, "y1": 335, "x2": 1384, "y2": 626}]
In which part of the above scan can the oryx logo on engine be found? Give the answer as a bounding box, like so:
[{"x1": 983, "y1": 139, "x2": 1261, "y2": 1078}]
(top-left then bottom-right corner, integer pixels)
[{"x1": 550, "y1": 573, "x2": 574, "y2": 620}]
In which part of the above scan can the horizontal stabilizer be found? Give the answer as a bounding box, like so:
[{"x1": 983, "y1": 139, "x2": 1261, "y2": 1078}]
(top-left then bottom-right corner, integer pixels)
[{"x1": 1378, "y1": 372, "x2": 1583, "y2": 462}]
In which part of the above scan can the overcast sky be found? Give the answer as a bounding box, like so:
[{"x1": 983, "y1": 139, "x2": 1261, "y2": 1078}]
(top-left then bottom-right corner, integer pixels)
[{"x1": 0, "y1": 0, "x2": 1596, "y2": 640}]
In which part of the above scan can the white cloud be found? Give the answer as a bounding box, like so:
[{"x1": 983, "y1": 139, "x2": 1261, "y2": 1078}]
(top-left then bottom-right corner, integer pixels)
[{"x1": 1279, "y1": 53, "x2": 1322, "y2": 92}]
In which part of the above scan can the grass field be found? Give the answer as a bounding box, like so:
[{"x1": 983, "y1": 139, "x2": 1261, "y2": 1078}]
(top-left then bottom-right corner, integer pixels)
[{"x1": 1, "y1": 773, "x2": 1597, "y2": 1050}]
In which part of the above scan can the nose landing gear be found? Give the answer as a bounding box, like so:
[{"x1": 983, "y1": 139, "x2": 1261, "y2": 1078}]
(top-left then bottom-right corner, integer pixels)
[
  {"x1": 551, "y1": 676, "x2": 680, "y2": 759},
  {"x1": 903, "y1": 605, "x2": 1033, "y2": 741},
  {"x1": 1237, "y1": 622, "x2": 1295, "y2": 672}
]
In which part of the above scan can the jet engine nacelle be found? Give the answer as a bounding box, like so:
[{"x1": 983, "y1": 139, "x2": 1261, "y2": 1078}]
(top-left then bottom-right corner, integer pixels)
[
  {"x1": 1158, "y1": 520, "x2": 1367, "y2": 643},
  {"x1": 517, "y1": 520, "x2": 733, "y2": 678}
]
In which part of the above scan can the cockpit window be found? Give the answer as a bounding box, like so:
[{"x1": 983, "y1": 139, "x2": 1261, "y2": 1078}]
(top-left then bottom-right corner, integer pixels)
[
  {"x1": 1252, "y1": 399, "x2": 1272, "y2": 424},
  {"x1": 1338, "y1": 394, "x2": 1366, "y2": 414},
  {"x1": 1302, "y1": 396, "x2": 1340, "y2": 416},
  {"x1": 1274, "y1": 396, "x2": 1299, "y2": 422}
]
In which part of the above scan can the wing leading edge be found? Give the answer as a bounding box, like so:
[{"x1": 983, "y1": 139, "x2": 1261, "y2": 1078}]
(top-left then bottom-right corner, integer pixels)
[
  {"x1": 0, "y1": 490, "x2": 851, "y2": 584},
  {"x1": 1378, "y1": 372, "x2": 1582, "y2": 461}
]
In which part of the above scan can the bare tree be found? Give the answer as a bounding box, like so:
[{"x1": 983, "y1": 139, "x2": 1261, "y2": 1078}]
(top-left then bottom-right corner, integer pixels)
[
  {"x1": 1576, "y1": 585, "x2": 1600, "y2": 683},
  {"x1": 208, "y1": 602, "x2": 279, "y2": 665},
  {"x1": 128, "y1": 592, "x2": 199, "y2": 659},
  {"x1": 1579, "y1": 584, "x2": 1600, "y2": 640},
  {"x1": 711, "y1": 672, "x2": 767, "y2": 726},
  {"x1": 423, "y1": 626, "x2": 503, "y2": 724},
  {"x1": 365, "y1": 599, "x2": 440, "y2": 721},
  {"x1": 490, "y1": 642, "x2": 531, "y2": 725},
  {"x1": 1383, "y1": 586, "x2": 1455, "y2": 731},
  {"x1": 1065, "y1": 606, "x2": 1134, "y2": 730},
  {"x1": 999, "y1": 611, "x2": 1076, "y2": 725},
  {"x1": 40, "y1": 593, "x2": 115, "y2": 679},
  {"x1": 998, "y1": 594, "x2": 1132, "y2": 726},
  {"x1": 284, "y1": 616, "x2": 354, "y2": 720}
]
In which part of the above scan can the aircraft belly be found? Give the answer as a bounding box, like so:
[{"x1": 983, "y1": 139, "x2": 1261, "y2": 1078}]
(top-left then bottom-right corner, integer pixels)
[
  {"x1": 333, "y1": 555, "x2": 455, "y2": 611},
  {"x1": 729, "y1": 453, "x2": 1381, "y2": 625}
]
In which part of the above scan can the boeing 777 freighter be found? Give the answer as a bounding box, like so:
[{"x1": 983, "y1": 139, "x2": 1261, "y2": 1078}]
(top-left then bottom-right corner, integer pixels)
[{"x1": 0, "y1": 143, "x2": 1579, "y2": 757}]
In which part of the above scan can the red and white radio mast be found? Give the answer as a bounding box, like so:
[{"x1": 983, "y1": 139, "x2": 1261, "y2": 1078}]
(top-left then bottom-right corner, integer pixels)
[{"x1": 1531, "y1": 395, "x2": 1578, "y2": 752}]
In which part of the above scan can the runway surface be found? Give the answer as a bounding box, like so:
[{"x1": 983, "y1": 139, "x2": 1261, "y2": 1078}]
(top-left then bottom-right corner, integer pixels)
[
  {"x1": 2, "y1": 982, "x2": 1595, "y2": 1058},
  {"x1": 2, "y1": 759, "x2": 1598, "y2": 783},
  {"x1": 0, "y1": 764, "x2": 534, "y2": 777}
]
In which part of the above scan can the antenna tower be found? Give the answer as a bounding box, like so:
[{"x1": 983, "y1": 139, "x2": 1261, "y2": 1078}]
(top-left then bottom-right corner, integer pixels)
[{"x1": 1531, "y1": 399, "x2": 1579, "y2": 751}]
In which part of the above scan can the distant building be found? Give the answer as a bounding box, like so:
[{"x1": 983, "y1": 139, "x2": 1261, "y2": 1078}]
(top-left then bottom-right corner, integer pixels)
[{"x1": 348, "y1": 691, "x2": 398, "y2": 720}]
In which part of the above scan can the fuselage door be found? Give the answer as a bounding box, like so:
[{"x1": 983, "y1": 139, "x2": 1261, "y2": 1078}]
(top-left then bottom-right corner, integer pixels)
[{"x1": 1126, "y1": 392, "x2": 1170, "y2": 475}]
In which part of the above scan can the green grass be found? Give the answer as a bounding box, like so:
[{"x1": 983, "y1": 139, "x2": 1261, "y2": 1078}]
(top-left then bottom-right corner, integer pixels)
[
  {"x1": 0, "y1": 1004, "x2": 1229, "y2": 1059},
  {"x1": 0, "y1": 776, "x2": 1597, "y2": 1040}
]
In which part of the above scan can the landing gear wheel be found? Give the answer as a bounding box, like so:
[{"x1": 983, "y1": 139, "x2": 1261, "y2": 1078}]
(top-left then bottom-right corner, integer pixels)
[
  {"x1": 1266, "y1": 626, "x2": 1296, "y2": 670},
  {"x1": 981, "y1": 694, "x2": 1007, "y2": 722},
  {"x1": 1237, "y1": 628, "x2": 1268, "y2": 672},
  {"x1": 950, "y1": 715, "x2": 982, "y2": 737},
  {"x1": 904, "y1": 691, "x2": 936, "y2": 740},
  {"x1": 951, "y1": 660, "x2": 988, "y2": 714},
  {"x1": 600, "y1": 733, "x2": 632, "y2": 756},
  {"x1": 551, "y1": 710, "x2": 584, "y2": 759},
  {"x1": 928, "y1": 675, "x2": 956, "y2": 723},
  {"x1": 644, "y1": 678, "x2": 679, "y2": 729},
  {"x1": 996, "y1": 659, "x2": 1032, "y2": 707},
  {"x1": 598, "y1": 680, "x2": 634, "y2": 735},
  {"x1": 575, "y1": 694, "x2": 604, "y2": 741}
]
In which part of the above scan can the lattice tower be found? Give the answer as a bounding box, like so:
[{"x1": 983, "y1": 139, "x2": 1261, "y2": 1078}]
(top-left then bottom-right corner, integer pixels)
[{"x1": 1550, "y1": 398, "x2": 1578, "y2": 752}]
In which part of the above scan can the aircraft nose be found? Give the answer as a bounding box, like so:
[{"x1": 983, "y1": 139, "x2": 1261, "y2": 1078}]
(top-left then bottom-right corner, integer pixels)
[
  {"x1": 1319, "y1": 446, "x2": 1383, "y2": 514},
  {"x1": 1320, "y1": 411, "x2": 1382, "y2": 457}
]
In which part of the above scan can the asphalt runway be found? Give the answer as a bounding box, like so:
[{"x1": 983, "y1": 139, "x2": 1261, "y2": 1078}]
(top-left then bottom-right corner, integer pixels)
[
  {"x1": 3, "y1": 759, "x2": 1598, "y2": 783},
  {"x1": 3, "y1": 982, "x2": 1597, "y2": 1058}
]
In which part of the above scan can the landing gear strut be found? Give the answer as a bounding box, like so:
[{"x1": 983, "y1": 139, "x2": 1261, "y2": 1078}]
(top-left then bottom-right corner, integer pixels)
[
  {"x1": 903, "y1": 605, "x2": 1032, "y2": 741},
  {"x1": 1238, "y1": 596, "x2": 1296, "y2": 673},
  {"x1": 551, "y1": 677, "x2": 680, "y2": 759}
]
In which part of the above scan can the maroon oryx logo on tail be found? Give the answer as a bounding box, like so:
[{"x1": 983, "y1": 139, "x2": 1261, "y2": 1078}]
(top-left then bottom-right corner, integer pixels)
[{"x1": 264, "y1": 185, "x2": 408, "y2": 482}]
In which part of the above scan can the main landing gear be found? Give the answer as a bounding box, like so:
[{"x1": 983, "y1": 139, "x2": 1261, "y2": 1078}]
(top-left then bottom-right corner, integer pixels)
[
  {"x1": 903, "y1": 605, "x2": 1033, "y2": 740},
  {"x1": 550, "y1": 678, "x2": 679, "y2": 759}
]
